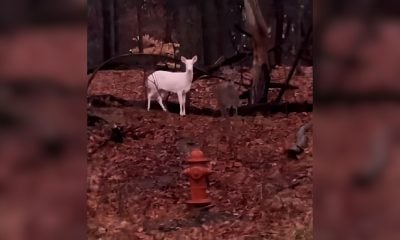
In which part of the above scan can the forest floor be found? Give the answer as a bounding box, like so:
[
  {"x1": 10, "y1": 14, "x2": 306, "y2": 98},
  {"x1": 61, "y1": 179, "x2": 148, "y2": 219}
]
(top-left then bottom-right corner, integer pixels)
[{"x1": 87, "y1": 66, "x2": 313, "y2": 240}]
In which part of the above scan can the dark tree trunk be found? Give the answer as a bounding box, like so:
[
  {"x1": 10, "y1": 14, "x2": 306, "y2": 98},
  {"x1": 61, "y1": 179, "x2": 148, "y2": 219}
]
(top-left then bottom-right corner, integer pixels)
[
  {"x1": 216, "y1": 0, "x2": 232, "y2": 58},
  {"x1": 137, "y1": 0, "x2": 144, "y2": 53},
  {"x1": 176, "y1": 0, "x2": 203, "y2": 63},
  {"x1": 164, "y1": 13, "x2": 173, "y2": 42},
  {"x1": 294, "y1": 2, "x2": 304, "y2": 75},
  {"x1": 281, "y1": 18, "x2": 290, "y2": 64},
  {"x1": 113, "y1": 0, "x2": 119, "y2": 54},
  {"x1": 174, "y1": 0, "x2": 203, "y2": 112},
  {"x1": 274, "y1": 0, "x2": 284, "y2": 66},
  {"x1": 262, "y1": 63, "x2": 271, "y2": 101},
  {"x1": 201, "y1": 0, "x2": 220, "y2": 65},
  {"x1": 101, "y1": 0, "x2": 115, "y2": 60},
  {"x1": 165, "y1": 1, "x2": 178, "y2": 66},
  {"x1": 87, "y1": 0, "x2": 103, "y2": 70},
  {"x1": 109, "y1": 0, "x2": 115, "y2": 56}
]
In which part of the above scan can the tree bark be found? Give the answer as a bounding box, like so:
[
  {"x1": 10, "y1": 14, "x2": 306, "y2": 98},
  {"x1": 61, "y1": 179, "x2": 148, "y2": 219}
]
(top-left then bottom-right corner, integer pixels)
[
  {"x1": 273, "y1": 0, "x2": 284, "y2": 66},
  {"x1": 176, "y1": 1, "x2": 203, "y2": 63},
  {"x1": 101, "y1": 0, "x2": 115, "y2": 60},
  {"x1": 243, "y1": 0, "x2": 273, "y2": 104},
  {"x1": 295, "y1": 2, "x2": 305, "y2": 75},
  {"x1": 216, "y1": 0, "x2": 231, "y2": 58},
  {"x1": 137, "y1": 0, "x2": 144, "y2": 53},
  {"x1": 201, "y1": 0, "x2": 221, "y2": 65},
  {"x1": 113, "y1": 0, "x2": 119, "y2": 54},
  {"x1": 88, "y1": 0, "x2": 104, "y2": 70},
  {"x1": 175, "y1": 1, "x2": 203, "y2": 112}
]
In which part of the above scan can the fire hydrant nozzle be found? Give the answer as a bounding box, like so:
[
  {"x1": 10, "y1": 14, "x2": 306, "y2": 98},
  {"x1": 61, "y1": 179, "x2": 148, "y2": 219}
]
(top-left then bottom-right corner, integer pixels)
[{"x1": 183, "y1": 149, "x2": 212, "y2": 206}]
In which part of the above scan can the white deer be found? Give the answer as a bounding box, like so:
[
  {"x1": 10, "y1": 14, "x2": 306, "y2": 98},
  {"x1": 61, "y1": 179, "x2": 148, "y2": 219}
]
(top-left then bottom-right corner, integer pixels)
[{"x1": 146, "y1": 55, "x2": 197, "y2": 116}]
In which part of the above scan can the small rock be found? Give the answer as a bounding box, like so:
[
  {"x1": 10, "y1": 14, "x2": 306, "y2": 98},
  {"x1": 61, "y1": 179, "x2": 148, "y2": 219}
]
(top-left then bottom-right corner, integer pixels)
[
  {"x1": 270, "y1": 201, "x2": 282, "y2": 210},
  {"x1": 233, "y1": 161, "x2": 242, "y2": 167},
  {"x1": 97, "y1": 227, "x2": 107, "y2": 234},
  {"x1": 120, "y1": 221, "x2": 129, "y2": 228},
  {"x1": 202, "y1": 224, "x2": 209, "y2": 230}
]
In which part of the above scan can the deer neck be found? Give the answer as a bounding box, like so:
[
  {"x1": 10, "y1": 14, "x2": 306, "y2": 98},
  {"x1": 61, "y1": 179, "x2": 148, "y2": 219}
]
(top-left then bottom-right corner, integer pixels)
[{"x1": 185, "y1": 69, "x2": 193, "y2": 82}]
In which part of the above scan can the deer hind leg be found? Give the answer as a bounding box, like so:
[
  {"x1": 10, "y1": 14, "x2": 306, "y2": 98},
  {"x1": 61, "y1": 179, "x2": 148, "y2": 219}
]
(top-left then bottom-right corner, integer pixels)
[
  {"x1": 147, "y1": 89, "x2": 155, "y2": 111},
  {"x1": 156, "y1": 93, "x2": 168, "y2": 112}
]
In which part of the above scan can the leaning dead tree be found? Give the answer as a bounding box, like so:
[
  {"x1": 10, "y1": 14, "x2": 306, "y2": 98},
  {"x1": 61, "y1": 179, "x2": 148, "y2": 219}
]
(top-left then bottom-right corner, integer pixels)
[{"x1": 243, "y1": 0, "x2": 274, "y2": 104}]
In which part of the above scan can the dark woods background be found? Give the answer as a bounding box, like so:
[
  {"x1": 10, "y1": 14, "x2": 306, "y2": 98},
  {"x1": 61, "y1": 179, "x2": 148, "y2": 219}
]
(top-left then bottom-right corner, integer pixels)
[{"x1": 87, "y1": 0, "x2": 312, "y2": 70}]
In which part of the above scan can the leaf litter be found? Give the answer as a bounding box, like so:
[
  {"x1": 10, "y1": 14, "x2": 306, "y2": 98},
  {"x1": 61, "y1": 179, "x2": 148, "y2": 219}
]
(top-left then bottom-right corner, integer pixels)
[{"x1": 87, "y1": 68, "x2": 313, "y2": 240}]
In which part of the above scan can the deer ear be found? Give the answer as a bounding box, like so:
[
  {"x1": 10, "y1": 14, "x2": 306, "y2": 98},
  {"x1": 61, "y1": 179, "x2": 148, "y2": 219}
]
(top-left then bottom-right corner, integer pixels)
[
  {"x1": 192, "y1": 55, "x2": 198, "y2": 63},
  {"x1": 181, "y1": 56, "x2": 187, "y2": 63}
]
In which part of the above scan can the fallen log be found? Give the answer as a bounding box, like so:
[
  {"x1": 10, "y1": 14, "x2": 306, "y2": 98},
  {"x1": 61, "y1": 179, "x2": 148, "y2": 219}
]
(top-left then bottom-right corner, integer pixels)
[{"x1": 88, "y1": 94, "x2": 312, "y2": 117}]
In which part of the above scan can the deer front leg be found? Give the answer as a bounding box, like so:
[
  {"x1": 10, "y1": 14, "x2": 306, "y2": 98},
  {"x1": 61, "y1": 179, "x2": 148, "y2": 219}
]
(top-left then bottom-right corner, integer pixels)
[
  {"x1": 182, "y1": 91, "x2": 186, "y2": 116},
  {"x1": 177, "y1": 91, "x2": 184, "y2": 116}
]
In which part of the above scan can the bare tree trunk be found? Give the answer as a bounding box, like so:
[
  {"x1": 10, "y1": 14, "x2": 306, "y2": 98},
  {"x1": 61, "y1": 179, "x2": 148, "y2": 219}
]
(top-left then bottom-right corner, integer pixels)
[
  {"x1": 273, "y1": 0, "x2": 283, "y2": 66},
  {"x1": 243, "y1": 0, "x2": 273, "y2": 104},
  {"x1": 136, "y1": 0, "x2": 144, "y2": 53},
  {"x1": 295, "y1": 2, "x2": 305, "y2": 75},
  {"x1": 176, "y1": 1, "x2": 203, "y2": 113},
  {"x1": 101, "y1": 0, "x2": 115, "y2": 59},
  {"x1": 216, "y1": 0, "x2": 229, "y2": 58},
  {"x1": 88, "y1": 0, "x2": 104, "y2": 69},
  {"x1": 113, "y1": 0, "x2": 118, "y2": 54},
  {"x1": 176, "y1": 1, "x2": 203, "y2": 63},
  {"x1": 201, "y1": 0, "x2": 220, "y2": 65}
]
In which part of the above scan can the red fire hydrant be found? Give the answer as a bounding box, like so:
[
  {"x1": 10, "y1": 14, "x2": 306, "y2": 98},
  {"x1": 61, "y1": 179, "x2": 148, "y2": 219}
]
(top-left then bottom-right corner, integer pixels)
[{"x1": 183, "y1": 148, "x2": 212, "y2": 206}]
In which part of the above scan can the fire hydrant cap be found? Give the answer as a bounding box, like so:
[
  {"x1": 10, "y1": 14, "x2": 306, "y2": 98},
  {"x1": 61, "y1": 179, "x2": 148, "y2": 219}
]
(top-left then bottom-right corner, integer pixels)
[
  {"x1": 188, "y1": 149, "x2": 208, "y2": 163},
  {"x1": 191, "y1": 149, "x2": 204, "y2": 158}
]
